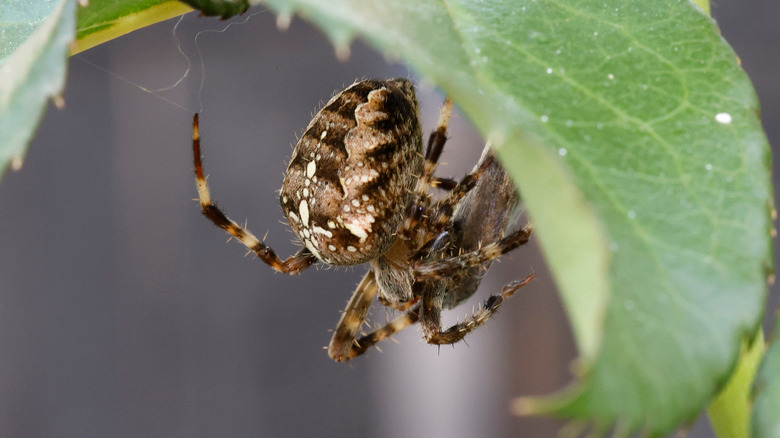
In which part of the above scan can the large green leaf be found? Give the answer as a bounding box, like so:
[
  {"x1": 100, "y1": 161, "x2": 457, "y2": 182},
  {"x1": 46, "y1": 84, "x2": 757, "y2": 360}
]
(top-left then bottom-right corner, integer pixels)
[
  {"x1": 0, "y1": 0, "x2": 75, "y2": 178},
  {"x1": 752, "y1": 315, "x2": 780, "y2": 438},
  {"x1": 2, "y1": 0, "x2": 773, "y2": 435},
  {"x1": 257, "y1": 0, "x2": 772, "y2": 435}
]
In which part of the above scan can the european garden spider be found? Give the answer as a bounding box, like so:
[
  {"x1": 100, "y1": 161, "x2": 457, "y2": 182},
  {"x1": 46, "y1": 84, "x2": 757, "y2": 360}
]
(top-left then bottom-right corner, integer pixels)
[{"x1": 192, "y1": 79, "x2": 533, "y2": 361}]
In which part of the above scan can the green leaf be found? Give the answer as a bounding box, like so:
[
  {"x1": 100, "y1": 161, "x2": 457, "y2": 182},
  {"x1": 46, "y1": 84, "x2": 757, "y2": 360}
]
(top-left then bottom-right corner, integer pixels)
[
  {"x1": 752, "y1": 315, "x2": 780, "y2": 438},
  {"x1": 74, "y1": 0, "x2": 192, "y2": 54},
  {"x1": 258, "y1": 0, "x2": 772, "y2": 435},
  {"x1": 0, "y1": 0, "x2": 76, "y2": 178},
  {"x1": 707, "y1": 329, "x2": 764, "y2": 438}
]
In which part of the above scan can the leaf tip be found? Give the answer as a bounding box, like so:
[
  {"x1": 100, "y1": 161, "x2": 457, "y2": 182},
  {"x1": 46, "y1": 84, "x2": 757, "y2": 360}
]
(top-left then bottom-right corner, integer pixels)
[
  {"x1": 325, "y1": 29, "x2": 354, "y2": 61},
  {"x1": 510, "y1": 394, "x2": 572, "y2": 417},
  {"x1": 53, "y1": 95, "x2": 65, "y2": 110},
  {"x1": 10, "y1": 156, "x2": 24, "y2": 172},
  {"x1": 275, "y1": 12, "x2": 292, "y2": 31},
  {"x1": 516, "y1": 398, "x2": 561, "y2": 418},
  {"x1": 509, "y1": 397, "x2": 534, "y2": 416},
  {"x1": 334, "y1": 42, "x2": 351, "y2": 61}
]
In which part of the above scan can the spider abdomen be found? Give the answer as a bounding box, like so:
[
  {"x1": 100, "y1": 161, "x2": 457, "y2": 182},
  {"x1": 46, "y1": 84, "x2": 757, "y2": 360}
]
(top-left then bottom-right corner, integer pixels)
[{"x1": 280, "y1": 79, "x2": 423, "y2": 265}]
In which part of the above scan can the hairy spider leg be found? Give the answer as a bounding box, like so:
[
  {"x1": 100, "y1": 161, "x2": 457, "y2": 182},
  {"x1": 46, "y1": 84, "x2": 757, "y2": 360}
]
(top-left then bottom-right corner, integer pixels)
[
  {"x1": 415, "y1": 153, "x2": 499, "y2": 243},
  {"x1": 328, "y1": 270, "x2": 379, "y2": 362},
  {"x1": 429, "y1": 176, "x2": 458, "y2": 191},
  {"x1": 421, "y1": 274, "x2": 534, "y2": 344},
  {"x1": 338, "y1": 273, "x2": 533, "y2": 359},
  {"x1": 192, "y1": 114, "x2": 317, "y2": 274},
  {"x1": 403, "y1": 153, "x2": 500, "y2": 262},
  {"x1": 413, "y1": 224, "x2": 534, "y2": 280},
  {"x1": 345, "y1": 303, "x2": 421, "y2": 360},
  {"x1": 399, "y1": 98, "x2": 453, "y2": 241},
  {"x1": 399, "y1": 101, "x2": 498, "y2": 246}
]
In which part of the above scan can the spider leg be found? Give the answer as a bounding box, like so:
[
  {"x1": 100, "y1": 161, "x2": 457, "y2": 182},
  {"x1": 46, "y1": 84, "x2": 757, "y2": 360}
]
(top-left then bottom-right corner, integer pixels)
[
  {"x1": 418, "y1": 153, "x2": 498, "y2": 240},
  {"x1": 357, "y1": 304, "x2": 420, "y2": 351},
  {"x1": 422, "y1": 274, "x2": 534, "y2": 344},
  {"x1": 329, "y1": 270, "x2": 379, "y2": 361},
  {"x1": 330, "y1": 270, "x2": 427, "y2": 361},
  {"x1": 399, "y1": 98, "x2": 453, "y2": 240},
  {"x1": 398, "y1": 102, "x2": 497, "y2": 248},
  {"x1": 420, "y1": 98, "x2": 453, "y2": 184},
  {"x1": 419, "y1": 283, "x2": 444, "y2": 339},
  {"x1": 429, "y1": 176, "x2": 458, "y2": 191},
  {"x1": 413, "y1": 223, "x2": 533, "y2": 280},
  {"x1": 328, "y1": 271, "x2": 378, "y2": 361},
  {"x1": 192, "y1": 114, "x2": 317, "y2": 274},
  {"x1": 338, "y1": 303, "x2": 422, "y2": 361}
]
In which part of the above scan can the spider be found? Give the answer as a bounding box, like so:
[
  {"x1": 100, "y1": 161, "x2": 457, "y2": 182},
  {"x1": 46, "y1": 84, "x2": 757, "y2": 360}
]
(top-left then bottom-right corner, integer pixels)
[{"x1": 191, "y1": 78, "x2": 533, "y2": 362}]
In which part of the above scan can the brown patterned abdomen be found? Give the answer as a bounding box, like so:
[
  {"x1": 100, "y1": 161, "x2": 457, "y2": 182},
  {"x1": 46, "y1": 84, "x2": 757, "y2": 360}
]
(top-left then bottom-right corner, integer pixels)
[{"x1": 280, "y1": 79, "x2": 423, "y2": 265}]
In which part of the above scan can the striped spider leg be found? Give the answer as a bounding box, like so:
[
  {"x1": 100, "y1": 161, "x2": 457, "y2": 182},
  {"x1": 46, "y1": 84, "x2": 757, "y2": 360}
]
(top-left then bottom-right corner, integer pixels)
[{"x1": 193, "y1": 113, "x2": 318, "y2": 274}]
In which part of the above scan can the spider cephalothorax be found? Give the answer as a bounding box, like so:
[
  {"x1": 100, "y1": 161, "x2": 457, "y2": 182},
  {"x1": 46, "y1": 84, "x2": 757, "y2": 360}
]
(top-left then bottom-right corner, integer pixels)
[{"x1": 192, "y1": 78, "x2": 532, "y2": 362}]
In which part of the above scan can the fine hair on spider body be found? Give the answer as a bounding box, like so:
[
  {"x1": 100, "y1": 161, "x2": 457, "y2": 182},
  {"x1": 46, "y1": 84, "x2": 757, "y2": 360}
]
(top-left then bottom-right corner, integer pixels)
[{"x1": 191, "y1": 78, "x2": 533, "y2": 362}]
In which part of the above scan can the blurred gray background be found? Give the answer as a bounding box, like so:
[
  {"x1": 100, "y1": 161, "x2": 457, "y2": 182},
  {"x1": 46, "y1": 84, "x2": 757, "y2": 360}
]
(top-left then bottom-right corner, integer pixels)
[{"x1": 0, "y1": 3, "x2": 776, "y2": 437}]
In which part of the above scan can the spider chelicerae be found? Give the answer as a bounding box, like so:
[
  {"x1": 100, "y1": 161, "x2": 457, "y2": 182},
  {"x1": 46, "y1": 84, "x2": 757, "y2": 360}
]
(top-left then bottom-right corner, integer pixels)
[{"x1": 192, "y1": 78, "x2": 533, "y2": 361}]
